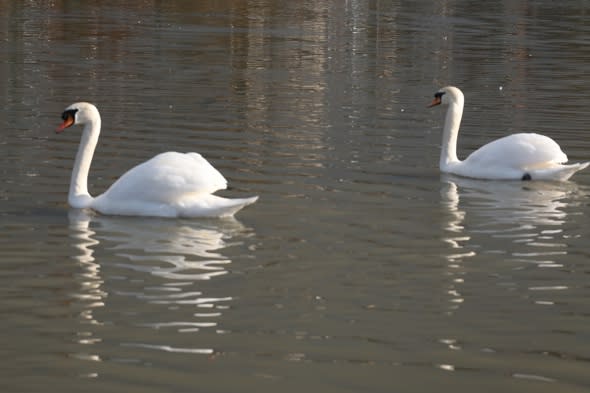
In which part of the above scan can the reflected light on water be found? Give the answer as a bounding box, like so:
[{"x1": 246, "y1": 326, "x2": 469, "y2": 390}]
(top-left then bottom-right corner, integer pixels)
[
  {"x1": 440, "y1": 181, "x2": 470, "y2": 312},
  {"x1": 66, "y1": 209, "x2": 252, "y2": 364},
  {"x1": 440, "y1": 177, "x2": 584, "y2": 313},
  {"x1": 437, "y1": 177, "x2": 586, "y2": 381},
  {"x1": 121, "y1": 343, "x2": 214, "y2": 355},
  {"x1": 441, "y1": 176, "x2": 578, "y2": 253},
  {"x1": 67, "y1": 211, "x2": 106, "y2": 366}
]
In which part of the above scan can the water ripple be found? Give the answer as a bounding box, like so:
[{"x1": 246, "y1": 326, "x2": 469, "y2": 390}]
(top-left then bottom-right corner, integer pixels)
[
  {"x1": 440, "y1": 176, "x2": 586, "y2": 312},
  {"x1": 65, "y1": 209, "x2": 253, "y2": 362}
]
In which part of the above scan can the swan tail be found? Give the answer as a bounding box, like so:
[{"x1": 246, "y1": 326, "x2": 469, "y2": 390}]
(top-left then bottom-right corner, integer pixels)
[
  {"x1": 180, "y1": 195, "x2": 259, "y2": 218},
  {"x1": 530, "y1": 162, "x2": 589, "y2": 181}
]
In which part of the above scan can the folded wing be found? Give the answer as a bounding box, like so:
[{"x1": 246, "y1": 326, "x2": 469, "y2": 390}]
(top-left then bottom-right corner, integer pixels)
[{"x1": 101, "y1": 152, "x2": 228, "y2": 203}]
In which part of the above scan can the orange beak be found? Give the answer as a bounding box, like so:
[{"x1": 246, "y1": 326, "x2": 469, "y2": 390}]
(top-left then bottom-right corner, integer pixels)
[
  {"x1": 56, "y1": 113, "x2": 75, "y2": 133},
  {"x1": 428, "y1": 96, "x2": 442, "y2": 108}
]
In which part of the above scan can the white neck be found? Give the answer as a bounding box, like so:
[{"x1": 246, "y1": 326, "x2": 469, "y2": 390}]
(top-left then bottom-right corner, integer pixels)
[
  {"x1": 440, "y1": 96, "x2": 463, "y2": 170},
  {"x1": 69, "y1": 117, "x2": 101, "y2": 208}
]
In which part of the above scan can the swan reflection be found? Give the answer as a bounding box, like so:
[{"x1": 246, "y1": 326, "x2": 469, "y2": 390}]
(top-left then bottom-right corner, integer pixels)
[
  {"x1": 441, "y1": 175, "x2": 579, "y2": 240},
  {"x1": 440, "y1": 176, "x2": 582, "y2": 312},
  {"x1": 68, "y1": 211, "x2": 106, "y2": 324},
  {"x1": 67, "y1": 209, "x2": 253, "y2": 362}
]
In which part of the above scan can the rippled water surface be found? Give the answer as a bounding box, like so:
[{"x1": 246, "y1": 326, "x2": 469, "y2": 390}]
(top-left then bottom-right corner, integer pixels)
[{"x1": 1, "y1": 1, "x2": 590, "y2": 392}]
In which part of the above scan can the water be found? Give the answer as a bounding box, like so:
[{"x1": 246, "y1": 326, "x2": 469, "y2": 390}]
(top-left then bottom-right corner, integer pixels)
[{"x1": 1, "y1": 1, "x2": 590, "y2": 392}]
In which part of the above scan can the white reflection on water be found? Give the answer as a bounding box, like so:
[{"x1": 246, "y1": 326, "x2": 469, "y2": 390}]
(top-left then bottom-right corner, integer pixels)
[
  {"x1": 69, "y1": 211, "x2": 106, "y2": 324},
  {"x1": 440, "y1": 176, "x2": 583, "y2": 312},
  {"x1": 67, "y1": 210, "x2": 252, "y2": 363},
  {"x1": 441, "y1": 175, "x2": 580, "y2": 251}
]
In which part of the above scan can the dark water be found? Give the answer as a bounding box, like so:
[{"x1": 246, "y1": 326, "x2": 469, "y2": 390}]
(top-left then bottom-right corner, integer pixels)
[{"x1": 1, "y1": 1, "x2": 590, "y2": 392}]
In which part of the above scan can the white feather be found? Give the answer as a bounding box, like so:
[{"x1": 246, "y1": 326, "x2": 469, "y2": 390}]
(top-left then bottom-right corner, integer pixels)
[
  {"x1": 431, "y1": 87, "x2": 588, "y2": 181},
  {"x1": 58, "y1": 102, "x2": 257, "y2": 218}
]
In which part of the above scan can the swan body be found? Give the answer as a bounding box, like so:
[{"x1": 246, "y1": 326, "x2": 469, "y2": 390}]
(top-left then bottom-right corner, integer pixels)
[
  {"x1": 429, "y1": 86, "x2": 588, "y2": 181},
  {"x1": 57, "y1": 102, "x2": 258, "y2": 218}
]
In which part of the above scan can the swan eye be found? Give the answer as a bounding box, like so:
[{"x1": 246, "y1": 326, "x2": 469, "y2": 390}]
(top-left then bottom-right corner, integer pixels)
[
  {"x1": 428, "y1": 91, "x2": 445, "y2": 107},
  {"x1": 56, "y1": 108, "x2": 79, "y2": 132},
  {"x1": 61, "y1": 108, "x2": 78, "y2": 121}
]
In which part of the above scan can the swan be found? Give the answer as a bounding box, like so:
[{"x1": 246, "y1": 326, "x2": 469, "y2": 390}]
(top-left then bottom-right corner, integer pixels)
[
  {"x1": 429, "y1": 86, "x2": 588, "y2": 181},
  {"x1": 56, "y1": 102, "x2": 258, "y2": 218}
]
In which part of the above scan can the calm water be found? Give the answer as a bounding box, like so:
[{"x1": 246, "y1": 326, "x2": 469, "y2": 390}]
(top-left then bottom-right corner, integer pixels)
[{"x1": 1, "y1": 1, "x2": 590, "y2": 392}]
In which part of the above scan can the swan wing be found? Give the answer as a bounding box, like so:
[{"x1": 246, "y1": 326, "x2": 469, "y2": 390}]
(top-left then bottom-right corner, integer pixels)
[
  {"x1": 464, "y1": 133, "x2": 568, "y2": 170},
  {"x1": 99, "y1": 152, "x2": 228, "y2": 203}
]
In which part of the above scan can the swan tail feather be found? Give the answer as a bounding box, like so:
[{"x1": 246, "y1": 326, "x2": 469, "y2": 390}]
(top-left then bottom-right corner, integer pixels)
[
  {"x1": 179, "y1": 195, "x2": 259, "y2": 218},
  {"x1": 530, "y1": 162, "x2": 589, "y2": 181}
]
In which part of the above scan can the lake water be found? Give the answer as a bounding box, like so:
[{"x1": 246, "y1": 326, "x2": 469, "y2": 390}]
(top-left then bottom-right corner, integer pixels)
[{"x1": 1, "y1": 1, "x2": 590, "y2": 392}]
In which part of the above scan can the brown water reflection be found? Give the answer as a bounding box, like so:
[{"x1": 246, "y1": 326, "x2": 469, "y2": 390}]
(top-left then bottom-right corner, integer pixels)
[{"x1": 2, "y1": 1, "x2": 590, "y2": 392}]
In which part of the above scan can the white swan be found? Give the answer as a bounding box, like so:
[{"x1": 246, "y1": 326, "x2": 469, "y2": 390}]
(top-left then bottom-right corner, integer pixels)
[
  {"x1": 56, "y1": 102, "x2": 258, "y2": 218},
  {"x1": 429, "y1": 86, "x2": 588, "y2": 181}
]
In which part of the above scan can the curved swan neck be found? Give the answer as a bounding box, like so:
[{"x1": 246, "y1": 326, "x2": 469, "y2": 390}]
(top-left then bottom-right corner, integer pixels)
[
  {"x1": 440, "y1": 95, "x2": 463, "y2": 169},
  {"x1": 69, "y1": 116, "x2": 101, "y2": 208}
]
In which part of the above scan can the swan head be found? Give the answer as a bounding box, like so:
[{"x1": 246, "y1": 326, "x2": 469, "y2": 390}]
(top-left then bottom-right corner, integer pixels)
[
  {"x1": 428, "y1": 86, "x2": 464, "y2": 108},
  {"x1": 56, "y1": 102, "x2": 100, "y2": 133}
]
